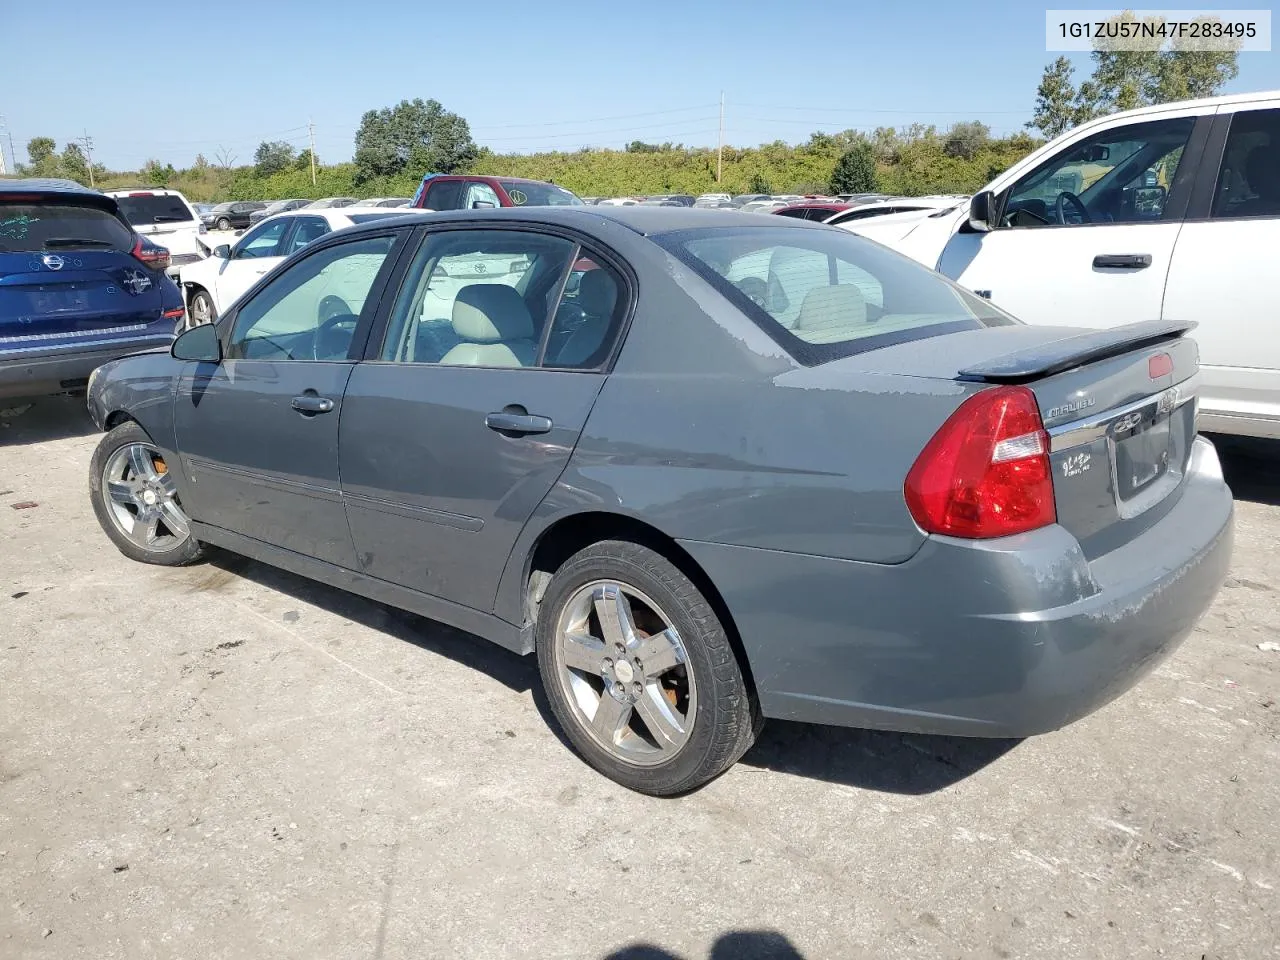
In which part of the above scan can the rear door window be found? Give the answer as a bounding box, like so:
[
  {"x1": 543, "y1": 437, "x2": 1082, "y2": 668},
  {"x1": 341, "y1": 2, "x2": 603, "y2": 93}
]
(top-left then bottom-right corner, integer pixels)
[
  {"x1": 114, "y1": 194, "x2": 193, "y2": 226},
  {"x1": 0, "y1": 202, "x2": 133, "y2": 252},
  {"x1": 1211, "y1": 108, "x2": 1280, "y2": 219}
]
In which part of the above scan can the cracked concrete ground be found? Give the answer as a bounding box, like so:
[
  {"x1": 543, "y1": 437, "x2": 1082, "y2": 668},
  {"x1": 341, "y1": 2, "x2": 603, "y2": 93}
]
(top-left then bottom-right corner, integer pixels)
[{"x1": 1, "y1": 397, "x2": 1277, "y2": 960}]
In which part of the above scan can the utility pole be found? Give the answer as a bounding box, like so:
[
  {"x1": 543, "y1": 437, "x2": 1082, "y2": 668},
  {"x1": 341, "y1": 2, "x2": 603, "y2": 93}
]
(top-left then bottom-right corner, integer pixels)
[
  {"x1": 717, "y1": 91, "x2": 724, "y2": 184},
  {"x1": 78, "y1": 130, "x2": 96, "y2": 188},
  {"x1": 308, "y1": 118, "x2": 316, "y2": 186},
  {"x1": 0, "y1": 115, "x2": 13, "y2": 176}
]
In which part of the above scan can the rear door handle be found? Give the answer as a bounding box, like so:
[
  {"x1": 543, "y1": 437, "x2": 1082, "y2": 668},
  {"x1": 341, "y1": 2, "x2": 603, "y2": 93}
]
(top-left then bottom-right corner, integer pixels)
[
  {"x1": 1093, "y1": 253, "x2": 1152, "y2": 269},
  {"x1": 291, "y1": 395, "x2": 334, "y2": 414},
  {"x1": 485, "y1": 411, "x2": 553, "y2": 435}
]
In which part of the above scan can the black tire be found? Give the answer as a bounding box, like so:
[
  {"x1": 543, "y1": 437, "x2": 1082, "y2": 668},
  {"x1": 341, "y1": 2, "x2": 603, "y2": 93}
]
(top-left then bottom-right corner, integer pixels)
[
  {"x1": 215, "y1": 217, "x2": 231, "y2": 231},
  {"x1": 89, "y1": 421, "x2": 204, "y2": 567},
  {"x1": 188, "y1": 289, "x2": 217, "y2": 328},
  {"x1": 536, "y1": 540, "x2": 761, "y2": 795}
]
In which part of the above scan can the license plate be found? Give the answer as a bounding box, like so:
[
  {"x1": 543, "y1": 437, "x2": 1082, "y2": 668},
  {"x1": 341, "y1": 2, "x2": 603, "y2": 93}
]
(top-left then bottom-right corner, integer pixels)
[
  {"x1": 1114, "y1": 414, "x2": 1172, "y2": 501},
  {"x1": 29, "y1": 287, "x2": 89, "y2": 314}
]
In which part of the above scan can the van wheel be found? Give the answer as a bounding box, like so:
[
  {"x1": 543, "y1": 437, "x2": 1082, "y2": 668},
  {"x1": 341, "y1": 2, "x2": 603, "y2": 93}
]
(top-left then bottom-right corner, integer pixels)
[
  {"x1": 89, "y1": 421, "x2": 204, "y2": 567},
  {"x1": 536, "y1": 540, "x2": 760, "y2": 796}
]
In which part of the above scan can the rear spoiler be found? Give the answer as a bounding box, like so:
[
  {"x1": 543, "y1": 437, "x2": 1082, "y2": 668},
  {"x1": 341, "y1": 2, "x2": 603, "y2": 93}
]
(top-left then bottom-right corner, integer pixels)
[{"x1": 957, "y1": 318, "x2": 1196, "y2": 383}]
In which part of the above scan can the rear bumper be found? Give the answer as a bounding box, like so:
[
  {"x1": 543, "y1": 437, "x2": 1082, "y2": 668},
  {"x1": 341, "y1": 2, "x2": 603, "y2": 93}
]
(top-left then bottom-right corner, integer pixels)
[
  {"x1": 0, "y1": 335, "x2": 175, "y2": 401},
  {"x1": 679, "y1": 437, "x2": 1233, "y2": 738}
]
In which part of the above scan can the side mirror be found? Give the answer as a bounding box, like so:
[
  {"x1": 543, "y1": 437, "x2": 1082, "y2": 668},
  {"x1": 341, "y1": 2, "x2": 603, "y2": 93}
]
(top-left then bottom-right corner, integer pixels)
[
  {"x1": 212, "y1": 244, "x2": 231, "y2": 259},
  {"x1": 968, "y1": 191, "x2": 996, "y2": 232},
  {"x1": 172, "y1": 323, "x2": 222, "y2": 362}
]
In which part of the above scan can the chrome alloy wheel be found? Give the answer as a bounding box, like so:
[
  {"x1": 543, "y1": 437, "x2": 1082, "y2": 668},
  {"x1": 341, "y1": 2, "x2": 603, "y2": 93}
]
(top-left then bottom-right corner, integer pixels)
[
  {"x1": 554, "y1": 580, "x2": 697, "y2": 766},
  {"x1": 188, "y1": 291, "x2": 214, "y2": 328},
  {"x1": 101, "y1": 443, "x2": 191, "y2": 551}
]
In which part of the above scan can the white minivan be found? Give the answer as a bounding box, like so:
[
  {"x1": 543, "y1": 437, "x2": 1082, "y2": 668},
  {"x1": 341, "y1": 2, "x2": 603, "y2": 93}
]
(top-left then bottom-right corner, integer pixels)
[
  {"x1": 843, "y1": 90, "x2": 1280, "y2": 439},
  {"x1": 105, "y1": 188, "x2": 205, "y2": 280}
]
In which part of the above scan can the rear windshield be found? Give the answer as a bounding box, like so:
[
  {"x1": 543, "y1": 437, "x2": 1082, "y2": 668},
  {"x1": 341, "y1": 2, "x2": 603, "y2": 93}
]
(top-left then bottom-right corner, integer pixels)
[
  {"x1": 655, "y1": 226, "x2": 1015, "y2": 365},
  {"x1": 498, "y1": 181, "x2": 584, "y2": 206},
  {"x1": 0, "y1": 202, "x2": 134, "y2": 253},
  {"x1": 115, "y1": 194, "x2": 193, "y2": 225}
]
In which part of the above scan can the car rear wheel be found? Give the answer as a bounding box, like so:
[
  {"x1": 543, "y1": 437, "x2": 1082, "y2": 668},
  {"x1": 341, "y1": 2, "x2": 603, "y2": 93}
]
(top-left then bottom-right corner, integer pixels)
[
  {"x1": 188, "y1": 289, "x2": 216, "y2": 328},
  {"x1": 536, "y1": 540, "x2": 760, "y2": 795},
  {"x1": 89, "y1": 421, "x2": 204, "y2": 567}
]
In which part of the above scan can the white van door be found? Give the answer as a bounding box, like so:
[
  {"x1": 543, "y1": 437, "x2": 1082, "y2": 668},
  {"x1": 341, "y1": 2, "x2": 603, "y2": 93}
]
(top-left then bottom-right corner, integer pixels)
[
  {"x1": 935, "y1": 106, "x2": 1214, "y2": 329},
  {"x1": 1163, "y1": 101, "x2": 1280, "y2": 438}
]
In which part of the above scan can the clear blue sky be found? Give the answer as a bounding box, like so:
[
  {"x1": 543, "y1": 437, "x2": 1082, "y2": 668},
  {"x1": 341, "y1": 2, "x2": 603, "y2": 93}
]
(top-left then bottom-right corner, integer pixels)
[{"x1": 3, "y1": 0, "x2": 1277, "y2": 171}]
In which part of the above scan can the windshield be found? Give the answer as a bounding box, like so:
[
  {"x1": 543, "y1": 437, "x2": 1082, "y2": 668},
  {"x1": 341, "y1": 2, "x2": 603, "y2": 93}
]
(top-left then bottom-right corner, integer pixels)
[
  {"x1": 0, "y1": 202, "x2": 134, "y2": 252},
  {"x1": 115, "y1": 194, "x2": 194, "y2": 225},
  {"x1": 498, "y1": 181, "x2": 583, "y2": 206},
  {"x1": 656, "y1": 226, "x2": 1014, "y2": 365}
]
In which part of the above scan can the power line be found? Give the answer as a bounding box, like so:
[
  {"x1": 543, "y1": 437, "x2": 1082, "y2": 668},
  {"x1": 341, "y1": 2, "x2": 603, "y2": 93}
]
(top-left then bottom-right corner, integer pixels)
[
  {"x1": 732, "y1": 101, "x2": 1029, "y2": 115},
  {"x1": 478, "y1": 116, "x2": 719, "y2": 144},
  {"x1": 470, "y1": 104, "x2": 719, "y2": 131}
]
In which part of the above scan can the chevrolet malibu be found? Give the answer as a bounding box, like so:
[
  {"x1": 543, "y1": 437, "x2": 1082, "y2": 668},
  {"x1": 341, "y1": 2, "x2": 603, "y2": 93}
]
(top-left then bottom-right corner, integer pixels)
[{"x1": 85, "y1": 207, "x2": 1233, "y2": 795}]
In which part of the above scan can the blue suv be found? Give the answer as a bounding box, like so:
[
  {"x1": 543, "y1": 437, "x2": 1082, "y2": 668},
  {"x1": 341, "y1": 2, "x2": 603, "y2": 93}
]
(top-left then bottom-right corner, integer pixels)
[{"x1": 1, "y1": 179, "x2": 185, "y2": 402}]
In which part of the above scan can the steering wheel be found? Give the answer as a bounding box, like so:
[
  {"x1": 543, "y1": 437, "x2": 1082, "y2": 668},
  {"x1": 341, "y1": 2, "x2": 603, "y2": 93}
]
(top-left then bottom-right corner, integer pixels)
[
  {"x1": 1056, "y1": 191, "x2": 1091, "y2": 225},
  {"x1": 312, "y1": 295, "x2": 359, "y2": 360}
]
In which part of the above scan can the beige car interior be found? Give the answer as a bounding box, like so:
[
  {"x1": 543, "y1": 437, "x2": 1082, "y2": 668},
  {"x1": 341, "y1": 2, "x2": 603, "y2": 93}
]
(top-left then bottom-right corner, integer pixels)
[{"x1": 439, "y1": 284, "x2": 539, "y2": 367}]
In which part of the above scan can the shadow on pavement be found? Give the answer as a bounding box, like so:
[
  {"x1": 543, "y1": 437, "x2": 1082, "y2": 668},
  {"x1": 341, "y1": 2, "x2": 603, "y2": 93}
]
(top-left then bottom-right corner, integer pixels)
[
  {"x1": 206, "y1": 552, "x2": 538, "y2": 696},
  {"x1": 0, "y1": 396, "x2": 98, "y2": 445},
  {"x1": 742, "y1": 720, "x2": 1019, "y2": 794},
  {"x1": 1208, "y1": 434, "x2": 1280, "y2": 507},
  {"x1": 212, "y1": 553, "x2": 1016, "y2": 795},
  {"x1": 605, "y1": 930, "x2": 806, "y2": 959}
]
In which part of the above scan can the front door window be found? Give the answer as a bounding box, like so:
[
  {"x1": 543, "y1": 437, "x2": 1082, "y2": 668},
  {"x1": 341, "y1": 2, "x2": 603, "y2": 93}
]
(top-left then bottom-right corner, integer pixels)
[
  {"x1": 1003, "y1": 117, "x2": 1195, "y2": 227},
  {"x1": 227, "y1": 235, "x2": 396, "y2": 361}
]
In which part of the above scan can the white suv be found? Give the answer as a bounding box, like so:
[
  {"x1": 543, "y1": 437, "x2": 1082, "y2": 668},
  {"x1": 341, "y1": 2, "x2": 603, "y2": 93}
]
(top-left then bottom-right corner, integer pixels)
[
  {"x1": 843, "y1": 90, "x2": 1280, "y2": 440},
  {"x1": 105, "y1": 188, "x2": 205, "y2": 280}
]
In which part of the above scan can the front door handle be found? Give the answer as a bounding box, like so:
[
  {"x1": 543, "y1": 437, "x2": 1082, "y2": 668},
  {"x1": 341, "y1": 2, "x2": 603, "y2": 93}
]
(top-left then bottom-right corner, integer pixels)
[
  {"x1": 291, "y1": 395, "x2": 335, "y2": 415},
  {"x1": 1093, "y1": 253, "x2": 1152, "y2": 269},
  {"x1": 485, "y1": 411, "x2": 553, "y2": 435}
]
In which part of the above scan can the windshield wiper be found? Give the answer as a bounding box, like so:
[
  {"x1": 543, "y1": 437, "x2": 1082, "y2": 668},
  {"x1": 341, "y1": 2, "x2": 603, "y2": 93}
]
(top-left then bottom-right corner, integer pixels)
[
  {"x1": 150, "y1": 215, "x2": 189, "y2": 222},
  {"x1": 43, "y1": 237, "x2": 114, "y2": 247}
]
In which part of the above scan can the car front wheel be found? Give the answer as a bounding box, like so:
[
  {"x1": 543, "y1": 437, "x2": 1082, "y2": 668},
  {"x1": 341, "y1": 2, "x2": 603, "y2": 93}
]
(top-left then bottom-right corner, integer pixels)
[
  {"x1": 536, "y1": 540, "x2": 760, "y2": 795},
  {"x1": 89, "y1": 421, "x2": 204, "y2": 567},
  {"x1": 215, "y1": 217, "x2": 231, "y2": 231}
]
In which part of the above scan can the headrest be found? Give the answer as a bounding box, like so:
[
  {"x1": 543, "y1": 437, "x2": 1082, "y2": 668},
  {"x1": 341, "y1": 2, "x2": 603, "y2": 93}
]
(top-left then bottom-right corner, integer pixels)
[
  {"x1": 452, "y1": 284, "x2": 534, "y2": 342},
  {"x1": 1245, "y1": 144, "x2": 1280, "y2": 202},
  {"x1": 795, "y1": 285, "x2": 867, "y2": 331},
  {"x1": 577, "y1": 269, "x2": 617, "y2": 317}
]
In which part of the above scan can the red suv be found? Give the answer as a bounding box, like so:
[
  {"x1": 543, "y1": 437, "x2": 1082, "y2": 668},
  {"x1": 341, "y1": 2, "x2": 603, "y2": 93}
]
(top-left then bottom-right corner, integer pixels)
[{"x1": 412, "y1": 175, "x2": 583, "y2": 211}]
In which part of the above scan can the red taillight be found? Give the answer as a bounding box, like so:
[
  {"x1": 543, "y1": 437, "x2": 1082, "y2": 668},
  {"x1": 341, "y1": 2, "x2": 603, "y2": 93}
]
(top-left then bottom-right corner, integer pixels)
[
  {"x1": 1148, "y1": 352, "x2": 1173, "y2": 379},
  {"x1": 131, "y1": 236, "x2": 170, "y2": 273},
  {"x1": 162, "y1": 307, "x2": 184, "y2": 320},
  {"x1": 904, "y1": 385, "x2": 1056, "y2": 539}
]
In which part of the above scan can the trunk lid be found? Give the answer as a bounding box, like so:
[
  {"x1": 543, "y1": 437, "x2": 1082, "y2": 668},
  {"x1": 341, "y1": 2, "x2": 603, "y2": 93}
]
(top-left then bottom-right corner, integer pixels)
[
  {"x1": 839, "y1": 320, "x2": 1201, "y2": 557},
  {"x1": 0, "y1": 249, "x2": 166, "y2": 339}
]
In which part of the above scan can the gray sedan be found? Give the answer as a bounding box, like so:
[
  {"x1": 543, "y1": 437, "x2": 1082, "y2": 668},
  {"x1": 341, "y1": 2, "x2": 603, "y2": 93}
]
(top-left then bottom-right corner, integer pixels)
[{"x1": 85, "y1": 207, "x2": 1233, "y2": 795}]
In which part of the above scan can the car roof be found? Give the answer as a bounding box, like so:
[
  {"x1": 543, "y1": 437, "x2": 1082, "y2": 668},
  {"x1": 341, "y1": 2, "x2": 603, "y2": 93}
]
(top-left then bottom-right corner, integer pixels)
[
  {"x1": 333, "y1": 205, "x2": 820, "y2": 237},
  {"x1": 2, "y1": 177, "x2": 105, "y2": 199},
  {"x1": 0, "y1": 178, "x2": 121, "y2": 213},
  {"x1": 103, "y1": 187, "x2": 188, "y2": 197}
]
